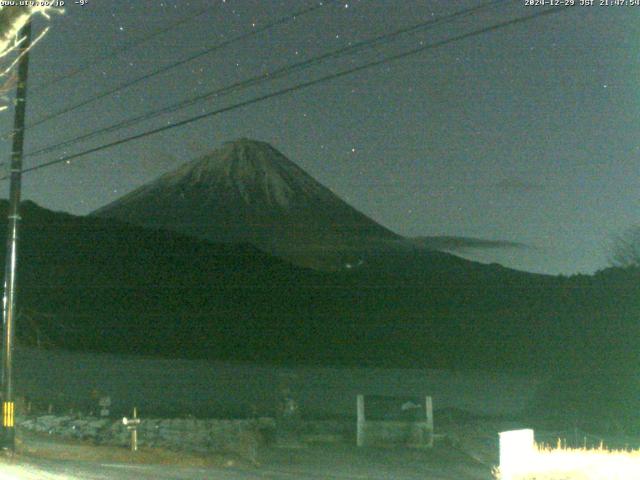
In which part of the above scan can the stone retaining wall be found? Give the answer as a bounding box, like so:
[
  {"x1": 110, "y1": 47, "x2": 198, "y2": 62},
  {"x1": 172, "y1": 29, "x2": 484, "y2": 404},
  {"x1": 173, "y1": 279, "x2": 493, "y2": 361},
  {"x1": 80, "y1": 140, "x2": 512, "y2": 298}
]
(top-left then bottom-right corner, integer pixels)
[
  {"x1": 17, "y1": 414, "x2": 437, "y2": 456},
  {"x1": 17, "y1": 414, "x2": 275, "y2": 460}
]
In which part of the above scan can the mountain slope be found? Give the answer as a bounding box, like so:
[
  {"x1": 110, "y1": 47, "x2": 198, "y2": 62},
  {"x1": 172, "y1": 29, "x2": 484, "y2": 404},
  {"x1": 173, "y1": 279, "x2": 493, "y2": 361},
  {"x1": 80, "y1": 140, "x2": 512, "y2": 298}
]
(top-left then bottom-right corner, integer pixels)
[
  {"x1": 93, "y1": 138, "x2": 408, "y2": 270},
  {"x1": 0, "y1": 201, "x2": 638, "y2": 373}
]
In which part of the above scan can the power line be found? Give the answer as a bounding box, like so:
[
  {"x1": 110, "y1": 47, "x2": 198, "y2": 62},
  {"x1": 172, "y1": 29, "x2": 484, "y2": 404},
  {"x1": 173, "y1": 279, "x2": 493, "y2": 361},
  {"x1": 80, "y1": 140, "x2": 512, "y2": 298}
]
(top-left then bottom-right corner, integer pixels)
[
  {"x1": 8, "y1": 5, "x2": 572, "y2": 180},
  {"x1": 20, "y1": 5, "x2": 571, "y2": 176},
  {"x1": 27, "y1": 0, "x2": 510, "y2": 159},
  {"x1": 21, "y1": 1, "x2": 334, "y2": 132},
  {"x1": 30, "y1": 4, "x2": 214, "y2": 92}
]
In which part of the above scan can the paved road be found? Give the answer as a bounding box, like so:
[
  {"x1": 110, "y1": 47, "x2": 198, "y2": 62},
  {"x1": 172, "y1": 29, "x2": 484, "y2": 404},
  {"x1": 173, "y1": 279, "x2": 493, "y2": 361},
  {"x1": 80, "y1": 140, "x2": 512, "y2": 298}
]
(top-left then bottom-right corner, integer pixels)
[{"x1": 0, "y1": 445, "x2": 493, "y2": 479}]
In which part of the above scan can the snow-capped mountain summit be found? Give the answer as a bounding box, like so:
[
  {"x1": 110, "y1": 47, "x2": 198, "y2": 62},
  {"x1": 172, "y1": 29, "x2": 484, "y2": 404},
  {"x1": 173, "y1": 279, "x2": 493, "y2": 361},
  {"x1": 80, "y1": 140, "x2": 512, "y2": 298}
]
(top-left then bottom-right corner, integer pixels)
[
  {"x1": 156, "y1": 138, "x2": 334, "y2": 208},
  {"x1": 93, "y1": 138, "x2": 404, "y2": 269}
]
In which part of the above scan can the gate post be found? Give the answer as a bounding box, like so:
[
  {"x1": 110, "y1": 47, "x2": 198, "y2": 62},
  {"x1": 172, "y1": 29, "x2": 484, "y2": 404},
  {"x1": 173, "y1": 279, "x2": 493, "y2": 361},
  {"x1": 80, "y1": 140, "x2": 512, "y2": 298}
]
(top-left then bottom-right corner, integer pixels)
[{"x1": 356, "y1": 394, "x2": 365, "y2": 447}]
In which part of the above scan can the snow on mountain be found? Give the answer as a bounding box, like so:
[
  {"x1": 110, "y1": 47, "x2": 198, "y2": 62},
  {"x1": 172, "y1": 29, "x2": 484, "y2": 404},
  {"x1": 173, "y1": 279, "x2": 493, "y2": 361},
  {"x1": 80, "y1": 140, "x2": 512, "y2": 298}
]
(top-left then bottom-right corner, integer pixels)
[{"x1": 93, "y1": 138, "x2": 406, "y2": 270}]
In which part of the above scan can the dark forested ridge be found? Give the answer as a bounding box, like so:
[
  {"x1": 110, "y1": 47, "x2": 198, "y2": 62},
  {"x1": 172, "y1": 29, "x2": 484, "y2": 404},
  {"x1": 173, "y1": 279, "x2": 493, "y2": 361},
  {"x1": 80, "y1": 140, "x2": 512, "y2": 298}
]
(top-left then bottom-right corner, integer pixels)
[{"x1": 2, "y1": 200, "x2": 638, "y2": 375}]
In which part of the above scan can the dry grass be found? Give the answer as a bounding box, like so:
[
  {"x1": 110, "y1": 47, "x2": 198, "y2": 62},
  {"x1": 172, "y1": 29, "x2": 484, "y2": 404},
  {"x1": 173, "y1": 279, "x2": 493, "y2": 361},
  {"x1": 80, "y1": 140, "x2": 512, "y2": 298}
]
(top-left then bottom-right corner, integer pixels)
[{"x1": 494, "y1": 440, "x2": 640, "y2": 480}]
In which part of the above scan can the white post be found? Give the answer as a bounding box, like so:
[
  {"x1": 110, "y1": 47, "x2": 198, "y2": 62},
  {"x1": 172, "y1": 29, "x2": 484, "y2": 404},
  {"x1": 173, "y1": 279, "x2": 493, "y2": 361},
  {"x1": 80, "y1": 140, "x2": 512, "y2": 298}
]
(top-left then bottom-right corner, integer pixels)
[
  {"x1": 425, "y1": 396, "x2": 433, "y2": 447},
  {"x1": 131, "y1": 407, "x2": 138, "y2": 452},
  {"x1": 356, "y1": 394, "x2": 365, "y2": 447},
  {"x1": 122, "y1": 407, "x2": 141, "y2": 452},
  {"x1": 499, "y1": 429, "x2": 535, "y2": 479}
]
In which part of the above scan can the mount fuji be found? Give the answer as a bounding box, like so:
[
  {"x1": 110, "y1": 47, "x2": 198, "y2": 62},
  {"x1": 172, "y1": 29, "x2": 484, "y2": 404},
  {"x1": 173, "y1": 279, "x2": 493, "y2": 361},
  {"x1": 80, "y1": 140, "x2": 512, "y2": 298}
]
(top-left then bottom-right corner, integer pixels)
[{"x1": 94, "y1": 138, "x2": 412, "y2": 270}]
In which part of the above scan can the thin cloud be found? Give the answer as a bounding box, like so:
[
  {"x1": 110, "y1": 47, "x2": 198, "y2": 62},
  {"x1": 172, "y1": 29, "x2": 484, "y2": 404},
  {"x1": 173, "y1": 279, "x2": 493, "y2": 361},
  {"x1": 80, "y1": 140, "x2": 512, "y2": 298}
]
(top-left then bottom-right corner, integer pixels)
[{"x1": 412, "y1": 236, "x2": 529, "y2": 252}]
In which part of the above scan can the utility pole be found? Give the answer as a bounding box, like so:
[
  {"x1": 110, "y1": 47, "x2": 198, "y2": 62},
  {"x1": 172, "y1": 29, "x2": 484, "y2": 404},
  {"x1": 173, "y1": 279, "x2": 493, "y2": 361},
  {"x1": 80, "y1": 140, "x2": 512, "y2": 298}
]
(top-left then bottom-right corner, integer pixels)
[{"x1": 1, "y1": 20, "x2": 32, "y2": 451}]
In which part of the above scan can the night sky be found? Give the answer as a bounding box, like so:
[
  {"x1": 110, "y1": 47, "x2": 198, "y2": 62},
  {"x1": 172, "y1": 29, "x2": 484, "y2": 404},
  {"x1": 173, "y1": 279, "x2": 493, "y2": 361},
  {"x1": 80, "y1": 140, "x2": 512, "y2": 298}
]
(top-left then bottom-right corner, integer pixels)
[{"x1": 0, "y1": 0, "x2": 637, "y2": 275}]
